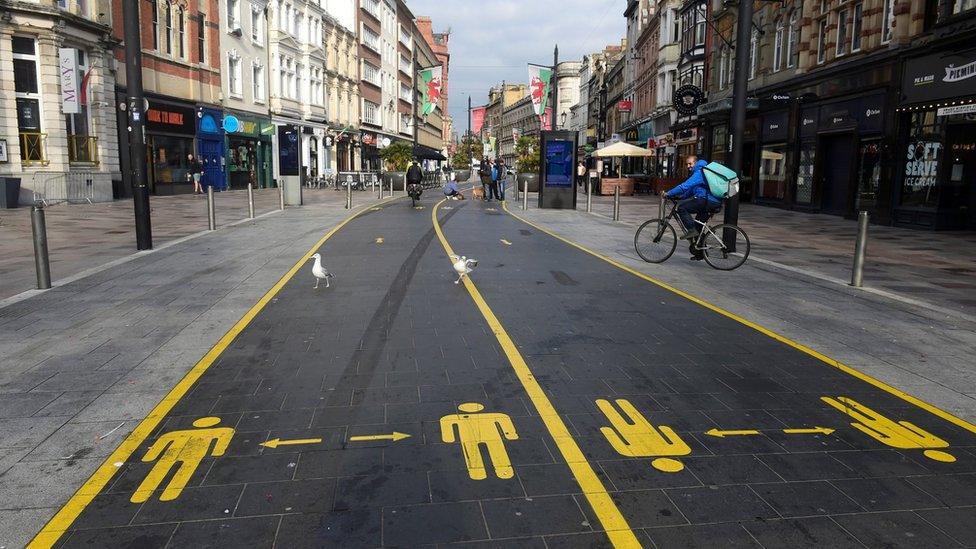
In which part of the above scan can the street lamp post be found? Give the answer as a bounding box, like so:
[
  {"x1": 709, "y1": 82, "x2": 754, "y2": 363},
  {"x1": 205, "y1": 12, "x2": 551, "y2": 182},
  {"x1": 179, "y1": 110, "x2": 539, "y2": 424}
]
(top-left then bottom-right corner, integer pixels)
[
  {"x1": 724, "y1": 0, "x2": 756, "y2": 248},
  {"x1": 551, "y1": 45, "x2": 559, "y2": 131},
  {"x1": 123, "y1": 0, "x2": 152, "y2": 250}
]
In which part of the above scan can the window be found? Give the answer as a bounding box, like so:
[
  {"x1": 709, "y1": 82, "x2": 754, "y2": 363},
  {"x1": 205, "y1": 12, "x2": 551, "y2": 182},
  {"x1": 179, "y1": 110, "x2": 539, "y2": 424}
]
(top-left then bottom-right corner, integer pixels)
[
  {"x1": 901, "y1": 111, "x2": 943, "y2": 208},
  {"x1": 197, "y1": 14, "x2": 206, "y2": 64},
  {"x1": 718, "y1": 47, "x2": 730, "y2": 89},
  {"x1": 63, "y1": 50, "x2": 95, "y2": 163},
  {"x1": 152, "y1": 3, "x2": 159, "y2": 50},
  {"x1": 954, "y1": 0, "x2": 976, "y2": 14},
  {"x1": 817, "y1": 18, "x2": 828, "y2": 64},
  {"x1": 400, "y1": 82, "x2": 411, "y2": 103},
  {"x1": 227, "y1": 0, "x2": 239, "y2": 30},
  {"x1": 836, "y1": 8, "x2": 849, "y2": 56},
  {"x1": 164, "y1": 2, "x2": 172, "y2": 54},
  {"x1": 361, "y1": 0, "x2": 379, "y2": 19},
  {"x1": 749, "y1": 30, "x2": 758, "y2": 79},
  {"x1": 251, "y1": 5, "x2": 263, "y2": 44},
  {"x1": 759, "y1": 144, "x2": 787, "y2": 200},
  {"x1": 362, "y1": 99, "x2": 379, "y2": 125},
  {"x1": 362, "y1": 61, "x2": 380, "y2": 86},
  {"x1": 796, "y1": 142, "x2": 815, "y2": 204},
  {"x1": 253, "y1": 63, "x2": 265, "y2": 102},
  {"x1": 773, "y1": 24, "x2": 784, "y2": 72},
  {"x1": 361, "y1": 25, "x2": 380, "y2": 51},
  {"x1": 881, "y1": 0, "x2": 894, "y2": 43},
  {"x1": 851, "y1": 3, "x2": 862, "y2": 51},
  {"x1": 178, "y1": 7, "x2": 185, "y2": 58},
  {"x1": 228, "y1": 53, "x2": 242, "y2": 96},
  {"x1": 13, "y1": 37, "x2": 46, "y2": 164},
  {"x1": 856, "y1": 140, "x2": 881, "y2": 211},
  {"x1": 694, "y1": 3, "x2": 706, "y2": 46},
  {"x1": 787, "y1": 13, "x2": 798, "y2": 68},
  {"x1": 399, "y1": 54, "x2": 411, "y2": 75}
]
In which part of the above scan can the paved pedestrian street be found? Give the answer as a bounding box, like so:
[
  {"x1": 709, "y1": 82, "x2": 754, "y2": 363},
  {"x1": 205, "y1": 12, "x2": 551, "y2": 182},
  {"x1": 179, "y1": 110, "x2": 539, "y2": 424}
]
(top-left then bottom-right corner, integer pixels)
[{"x1": 25, "y1": 197, "x2": 976, "y2": 548}]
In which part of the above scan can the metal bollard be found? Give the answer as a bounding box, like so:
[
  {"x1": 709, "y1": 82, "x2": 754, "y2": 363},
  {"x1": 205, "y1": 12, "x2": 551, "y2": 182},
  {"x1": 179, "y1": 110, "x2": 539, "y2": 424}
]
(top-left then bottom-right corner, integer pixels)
[
  {"x1": 30, "y1": 205, "x2": 51, "y2": 290},
  {"x1": 585, "y1": 177, "x2": 592, "y2": 213},
  {"x1": 247, "y1": 183, "x2": 255, "y2": 219},
  {"x1": 207, "y1": 186, "x2": 216, "y2": 230},
  {"x1": 613, "y1": 186, "x2": 621, "y2": 221},
  {"x1": 278, "y1": 181, "x2": 284, "y2": 210},
  {"x1": 346, "y1": 179, "x2": 352, "y2": 209},
  {"x1": 522, "y1": 179, "x2": 528, "y2": 210},
  {"x1": 377, "y1": 178, "x2": 383, "y2": 200},
  {"x1": 658, "y1": 193, "x2": 666, "y2": 220},
  {"x1": 851, "y1": 211, "x2": 869, "y2": 287}
]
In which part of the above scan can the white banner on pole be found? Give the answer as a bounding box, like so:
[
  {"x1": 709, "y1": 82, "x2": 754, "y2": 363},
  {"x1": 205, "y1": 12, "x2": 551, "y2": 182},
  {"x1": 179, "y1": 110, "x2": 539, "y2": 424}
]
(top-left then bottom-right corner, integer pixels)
[{"x1": 59, "y1": 48, "x2": 79, "y2": 114}]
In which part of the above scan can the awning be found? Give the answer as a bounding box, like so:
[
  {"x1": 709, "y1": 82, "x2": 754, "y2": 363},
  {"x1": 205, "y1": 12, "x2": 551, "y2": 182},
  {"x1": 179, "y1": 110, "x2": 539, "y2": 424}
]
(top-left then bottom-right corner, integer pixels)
[
  {"x1": 594, "y1": 142, "x2": 654, "y2": 157},
  {"x1": 414, "y1": 144, "x2": 446, "y2": 161}
]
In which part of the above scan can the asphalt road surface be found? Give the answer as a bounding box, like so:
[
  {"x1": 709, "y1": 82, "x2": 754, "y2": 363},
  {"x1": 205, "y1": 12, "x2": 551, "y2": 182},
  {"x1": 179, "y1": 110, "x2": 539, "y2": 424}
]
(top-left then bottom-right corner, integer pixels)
[{"x1": 30, "y1": 195, "x2": 976, "y2": 548}]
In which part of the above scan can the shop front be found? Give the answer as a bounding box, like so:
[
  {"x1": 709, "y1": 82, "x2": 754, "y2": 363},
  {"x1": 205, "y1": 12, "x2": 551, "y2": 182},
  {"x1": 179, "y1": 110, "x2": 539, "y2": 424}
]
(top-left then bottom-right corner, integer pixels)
[
  {"x1": 223, "y1": 113, "x2": 274, "y2": 189},
  {"x1": 361, "y1": 131, "x2": 380, "y2": 171},
  {"x1": 895, "y1": 46, "x2": 976, "y2": 230},
  {"x1": 197, "y1": 107, "x2": 225, "y2": 191},
  {"x1": 144, "y1": 97, "x2": 197, "y2": 195}
]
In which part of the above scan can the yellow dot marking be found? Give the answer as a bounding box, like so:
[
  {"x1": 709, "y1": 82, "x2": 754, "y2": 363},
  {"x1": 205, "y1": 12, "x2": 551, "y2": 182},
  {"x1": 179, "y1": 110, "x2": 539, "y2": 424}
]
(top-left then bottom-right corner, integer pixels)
[
  {"x1": 652, "y1": 458, "x2": 684, "y2": 473},
  {"x1": 924, "y1": 450, "x2": 957, "y2": 463}
]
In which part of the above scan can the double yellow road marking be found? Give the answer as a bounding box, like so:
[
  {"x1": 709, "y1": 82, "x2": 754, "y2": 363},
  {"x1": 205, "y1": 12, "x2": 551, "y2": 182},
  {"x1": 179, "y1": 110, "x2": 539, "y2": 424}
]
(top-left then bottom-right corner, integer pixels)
[{"x1": 431, "y1": 200, "x2": 642, "y2": 548}]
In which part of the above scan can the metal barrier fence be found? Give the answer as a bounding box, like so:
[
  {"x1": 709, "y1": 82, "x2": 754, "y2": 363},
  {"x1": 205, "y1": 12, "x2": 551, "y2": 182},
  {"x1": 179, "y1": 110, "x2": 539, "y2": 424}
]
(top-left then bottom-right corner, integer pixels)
[{"x1": 31, "y1": 171, "x2": 97, "y2": 206}]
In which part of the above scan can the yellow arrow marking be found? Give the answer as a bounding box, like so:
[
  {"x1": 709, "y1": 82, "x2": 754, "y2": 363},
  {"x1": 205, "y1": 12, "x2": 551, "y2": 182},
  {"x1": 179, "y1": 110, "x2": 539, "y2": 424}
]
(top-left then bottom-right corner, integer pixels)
[
  {"x1": 705, "y1": 428, "x2": 761, "y2": 438},
  {"x1": 260, "y1": 437, "x2": 322, "y2": 449},
  {"x1": 375, "y1": 237, "x2": 384, "y2": 244},
  {"x1": 783, "y1": 427, "x2": 835, "y2": 435},
  {"x1": 348, "y1": 432, "x2": 411, "y2": 442},
  {"x1": 500, "y1": 239, "x2": 512, "y2": 246}
]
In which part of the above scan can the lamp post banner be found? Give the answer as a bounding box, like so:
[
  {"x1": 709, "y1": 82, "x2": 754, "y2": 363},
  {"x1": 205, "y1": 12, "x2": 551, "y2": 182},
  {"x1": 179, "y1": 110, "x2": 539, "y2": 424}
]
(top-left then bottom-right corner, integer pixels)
[{"x1": 528, "y1": 64, "x2": 553, "y2": 117}]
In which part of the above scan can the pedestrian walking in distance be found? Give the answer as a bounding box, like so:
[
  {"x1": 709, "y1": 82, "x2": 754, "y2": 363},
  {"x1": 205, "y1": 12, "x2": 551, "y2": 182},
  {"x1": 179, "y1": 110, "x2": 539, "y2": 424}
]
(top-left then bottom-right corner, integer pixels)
[
  {"x1": 577, "y1": 160, "x2": 586, "y2": 188},
  {"x1": 479, "y1": 157, "x2": 492, "y2": 200},
  {"x1": 187, "y1": 154, "x2": 204, "y2": 194}
]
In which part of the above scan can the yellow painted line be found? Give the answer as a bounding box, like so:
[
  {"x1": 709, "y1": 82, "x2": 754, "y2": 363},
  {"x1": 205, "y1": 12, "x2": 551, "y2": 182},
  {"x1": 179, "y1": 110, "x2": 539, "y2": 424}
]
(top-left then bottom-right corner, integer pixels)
[
  {"x1": 502, "y1": 202, "x2": 976, "y2": 437},
  {"x1": 348, "y1": 432, "x2": 411, "y2": 442},
  {"x1": 783, "y1": 427, "x2": 835, "y2": 435},
  {"x1": 28, "y1": 197, "x2": 401, "y2": 549},
  {"x1": 432, "y1": 200, "x2": 641, "y2": 549},
  {"x1": 705, "y1": 428, "x2": 761, "y2": 438},
  {"x1": 260, "y1": 437, "x2": 323, "y2": 449}
]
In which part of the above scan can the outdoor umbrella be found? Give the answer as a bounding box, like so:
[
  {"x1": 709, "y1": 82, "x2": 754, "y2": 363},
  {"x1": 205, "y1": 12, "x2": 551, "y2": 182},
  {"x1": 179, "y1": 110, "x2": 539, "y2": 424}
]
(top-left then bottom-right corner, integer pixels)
[{"x1": 594, "y1": 141, "x2": 654, "y2": 157}]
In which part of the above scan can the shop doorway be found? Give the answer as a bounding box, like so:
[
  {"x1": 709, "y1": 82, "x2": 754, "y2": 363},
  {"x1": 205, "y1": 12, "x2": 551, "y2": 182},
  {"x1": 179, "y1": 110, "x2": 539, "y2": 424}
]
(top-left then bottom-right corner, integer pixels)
[
  {"x1": 198, "y1": 138, "x2": 225, "y2": 191},
  {"x1": 944, "y1": 123, "x2": 976, "y2": 229},
  {"x1": 819, "y1": 133, "x2": 855, "y2": 215}
]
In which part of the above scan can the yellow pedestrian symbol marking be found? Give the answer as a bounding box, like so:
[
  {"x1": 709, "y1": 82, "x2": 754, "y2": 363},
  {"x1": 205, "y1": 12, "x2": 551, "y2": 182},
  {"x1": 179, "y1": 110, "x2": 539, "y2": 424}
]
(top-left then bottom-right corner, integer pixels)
[
  {"x1": 130, "y1": 417, "x2": 234, "y2": 503},
  {"x1": 500, "y1": 239, "x2": 512, "y2": 246},
  {"x1": 596, "y1": 399, "x2": 690, "y2": 473},
  {"x1": 705, "y1": 428, "x2": 761, "y2": 438},
  {"x1": 822, "y1": 396, "x2": 956, "y2": 462},
  {"x1": 260, "y1": 437, "x2": 322, "y2": 449},
  {"x1": 440, "y1": 402, "x2": 518, "y2": 480},
  {"x1": 348, "y1": 432, "x2": 411, "y2": 442},
  {"x1": 375, "y1": 237, "x2": 384, "y2": 244}
]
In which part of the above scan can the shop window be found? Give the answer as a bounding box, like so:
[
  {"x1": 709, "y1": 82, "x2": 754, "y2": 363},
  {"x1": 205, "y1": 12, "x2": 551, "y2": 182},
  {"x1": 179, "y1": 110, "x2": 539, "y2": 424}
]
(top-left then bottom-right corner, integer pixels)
[
  {"x1": 13, "y1": 36, "x2": 46, "y2": 165},
  {"x1": 150, "y1": 135, "x2": 193, "y2": 188},
  {"x1": 64, "y1": 50, "x2": 97, "y2": 164},
  {"x1": 711, "y1": 125, "x2": 727, "y2": 164},
  {"x1": 856, "y1": 140, "x2": 882, "y2": 212},
  {"x1": 796, "y1": 142, "x2": 815, "y2": 205},
  {"x1": 900, "y1": 111, "x2": 943, "y2": 209},
  {"x1": 759, "y1": 144, "x2": 787, "y2": 200}
]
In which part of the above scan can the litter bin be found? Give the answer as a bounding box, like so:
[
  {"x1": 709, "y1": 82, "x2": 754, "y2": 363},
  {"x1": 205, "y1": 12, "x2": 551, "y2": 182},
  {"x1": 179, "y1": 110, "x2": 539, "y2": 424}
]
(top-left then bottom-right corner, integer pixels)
[{"x1": 0, "y1": 177, "x2": 21, "y2": 208}]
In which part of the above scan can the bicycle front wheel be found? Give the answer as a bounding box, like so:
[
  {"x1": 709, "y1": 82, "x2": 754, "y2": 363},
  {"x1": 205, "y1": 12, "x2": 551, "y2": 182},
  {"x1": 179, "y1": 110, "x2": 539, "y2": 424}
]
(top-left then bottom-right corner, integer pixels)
[
  {"x1": 700, "y1": 224, "x2": 751, "y2": 271},
  {"x1": 635, "y1": 219, "x2": 677, "y2": 263}
]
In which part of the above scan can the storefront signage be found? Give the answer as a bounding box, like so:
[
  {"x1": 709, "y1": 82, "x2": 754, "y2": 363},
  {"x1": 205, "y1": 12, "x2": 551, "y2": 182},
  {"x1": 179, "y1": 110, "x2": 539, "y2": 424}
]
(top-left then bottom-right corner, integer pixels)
[
  {"x1": 902, "y1": 49, "x2": 976, "y2": 104},
  {"x1": 672, "y1": 85, "x2": 705, "y2": 116},
  {"x1": 762, "y1": 111, "x2": 790, "y2": 142},
  {"x1": 674, "y1": 128, "x2": 698, "y2": 145},
  {"x1": 800, "y1": 106, "x2": 819, "y2": 139},
  {"x1": 146, "y1": 103, "x2": 196, "y2": 135},
  {"x1": 618, "y1": 100, "x2": 633, "y2": 113},
  {"x1": 904, "y1": 141, "x2": 941, "y2": 191},
  {"x1": 819, "y1": 94, "x2": 885, "y2": 133},
  {"x1": 223, "y1": 115, "x2": 240, "y2": 133},
  {"x1": 59, "y1": 48, "x2": 79, "y2": 114},
  {"x1": 937, "y1": 103, "x2": 976, "y2": 116},
  {"x1": 361, "y1": 132, "x2": 377, "y2": 146},
  {"x1": 624, "y1": 128, "x2": 639, "y2": 142}
]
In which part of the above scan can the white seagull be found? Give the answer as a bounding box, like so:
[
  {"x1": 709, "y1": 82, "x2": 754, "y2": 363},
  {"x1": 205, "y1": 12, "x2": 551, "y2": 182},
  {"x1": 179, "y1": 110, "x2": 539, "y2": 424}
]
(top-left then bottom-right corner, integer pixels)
[
  {"x1": 310, "y1": 253, "x2": 335, "y2": 289},
  {"x1": 450, "y1": 254, "x2": 478, "y2": 284}
]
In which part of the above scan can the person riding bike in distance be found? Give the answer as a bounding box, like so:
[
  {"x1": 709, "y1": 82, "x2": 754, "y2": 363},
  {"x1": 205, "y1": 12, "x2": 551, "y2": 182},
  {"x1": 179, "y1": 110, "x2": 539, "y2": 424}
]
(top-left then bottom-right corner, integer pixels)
[{"x1": 664, "y1": 156, "x2": 722, "y2": 260}]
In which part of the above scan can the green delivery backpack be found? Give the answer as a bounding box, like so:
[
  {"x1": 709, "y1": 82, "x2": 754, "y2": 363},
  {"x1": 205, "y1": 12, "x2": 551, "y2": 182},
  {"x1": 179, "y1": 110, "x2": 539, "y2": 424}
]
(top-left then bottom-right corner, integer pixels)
[{"x1": 702, "y1": 162, "x2": 740, "y2": 200}]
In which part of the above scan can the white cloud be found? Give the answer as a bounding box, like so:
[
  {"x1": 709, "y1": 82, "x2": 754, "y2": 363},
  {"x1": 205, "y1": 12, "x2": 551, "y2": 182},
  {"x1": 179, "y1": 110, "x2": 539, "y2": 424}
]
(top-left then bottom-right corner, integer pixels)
[{"x1": 407, "y1": 0, "x2": 626, "y2": 135}]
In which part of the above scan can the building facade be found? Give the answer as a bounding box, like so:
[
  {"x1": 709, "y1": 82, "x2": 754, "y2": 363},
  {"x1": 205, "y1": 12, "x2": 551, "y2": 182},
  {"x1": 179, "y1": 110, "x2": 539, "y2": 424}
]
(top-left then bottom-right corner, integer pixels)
[
  {"x1": 415, "y1": 15, "x2": 450, "y2": 154},
  {"x1": 0, "y1": 0, "x2": 120, "y2": 202},
  {"x1": 554, "y1": 61, "x2": 582, "y2": 130},
  {"x1": 322, "y1": 0, "x2": 360, "y2": 172}
]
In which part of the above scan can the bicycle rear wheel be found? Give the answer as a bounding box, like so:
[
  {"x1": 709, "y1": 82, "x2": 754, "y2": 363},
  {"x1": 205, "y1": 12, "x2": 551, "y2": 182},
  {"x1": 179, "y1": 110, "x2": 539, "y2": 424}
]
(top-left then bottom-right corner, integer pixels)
[
  {"x1": 700, "y1": 224, "x2": 750, "y2": 271},
  {"x1": 634, "y1": 219, "x2": 677, "y2": 263}
]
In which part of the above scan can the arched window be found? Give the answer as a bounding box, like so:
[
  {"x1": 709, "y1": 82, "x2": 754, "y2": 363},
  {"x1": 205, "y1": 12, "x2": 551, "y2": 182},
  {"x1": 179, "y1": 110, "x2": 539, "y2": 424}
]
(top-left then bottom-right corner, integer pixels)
[
  {"x1": 773, "y1": 19, "x2": 784, "y2": 71},
  {"x1": 164, "y1": 2, "x2": 172, "y2": 55},
  {"x1": 787, "y1": 12, "x2": 799, "y2": 68},
  {"x1": 152, "y1": 2, "x2": 159, "y2": 50},
  {"x1": 178, "y1": 6, "x2": 185, "y2": 58},
  {"x1": 748, "y1": 29, "x2": 759, "y2": 79}
]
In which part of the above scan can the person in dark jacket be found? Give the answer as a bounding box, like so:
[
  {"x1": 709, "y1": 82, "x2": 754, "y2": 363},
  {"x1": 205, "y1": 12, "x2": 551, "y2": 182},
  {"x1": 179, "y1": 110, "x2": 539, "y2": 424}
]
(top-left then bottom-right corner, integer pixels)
[
  {"x1": 665, "y1": 156, "x2": 721, "y2": 241},
  {"x1": 187, "y1": 154, "x2": 204, "y2": 194},
  {"x1": 489, "y1": 158, "x2": 506, "y2": 201},
  {"x1": 479, "y1": 157, "x2": 492, "y2": 200},
  {"x1": 406, "y1": 161, "x2": 423, "y2": 185}
]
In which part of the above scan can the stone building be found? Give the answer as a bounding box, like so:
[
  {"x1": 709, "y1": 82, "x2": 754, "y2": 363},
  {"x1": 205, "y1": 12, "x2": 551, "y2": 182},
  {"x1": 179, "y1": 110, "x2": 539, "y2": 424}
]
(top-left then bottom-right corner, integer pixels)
[
  {"x1": 414, "y1": 15, "x2": 450, "y2": 155},
  {"x1": 0, "y1": 0, "x2": 120, "y2": 203},
  {"x1": 322, "y1": 0, "x2": 359, "y2": 172}
]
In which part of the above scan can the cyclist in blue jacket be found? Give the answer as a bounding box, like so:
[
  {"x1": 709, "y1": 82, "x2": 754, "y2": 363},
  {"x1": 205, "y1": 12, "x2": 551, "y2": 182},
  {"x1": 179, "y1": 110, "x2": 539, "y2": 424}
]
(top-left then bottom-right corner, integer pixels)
[{"x1": 665, "y1": 156, "x2": 721, "y2": 241}]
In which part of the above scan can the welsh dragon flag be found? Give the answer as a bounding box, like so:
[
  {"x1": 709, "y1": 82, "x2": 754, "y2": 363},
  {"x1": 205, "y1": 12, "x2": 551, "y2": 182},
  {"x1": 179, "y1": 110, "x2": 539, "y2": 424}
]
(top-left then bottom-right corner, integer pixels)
[
  {"x1": 419, "y1": 65, "x2": 443, "y2": 116},
  {"x1": 528, "y1": 64, "x2": 553, "y2": 117}
]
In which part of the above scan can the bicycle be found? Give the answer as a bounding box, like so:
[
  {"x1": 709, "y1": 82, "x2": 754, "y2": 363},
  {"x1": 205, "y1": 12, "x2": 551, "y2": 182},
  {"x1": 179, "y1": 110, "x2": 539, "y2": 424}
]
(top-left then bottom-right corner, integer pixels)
[{"x1": 634, "y1": 197, "x2": 751, "y2": 271}]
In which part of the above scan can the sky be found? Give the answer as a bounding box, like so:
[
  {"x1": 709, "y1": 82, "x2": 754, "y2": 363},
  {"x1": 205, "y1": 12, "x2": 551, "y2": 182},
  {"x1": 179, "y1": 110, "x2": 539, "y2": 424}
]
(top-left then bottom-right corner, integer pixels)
[{"x1": 406, "y1": 0, "x2": 627, "y2": 137}]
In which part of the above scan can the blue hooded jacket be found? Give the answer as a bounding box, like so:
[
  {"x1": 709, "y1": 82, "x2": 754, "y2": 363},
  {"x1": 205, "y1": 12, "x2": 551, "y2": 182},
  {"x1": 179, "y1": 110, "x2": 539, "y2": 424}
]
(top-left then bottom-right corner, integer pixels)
[{"x1": 666, "y1": 159, "x2": 721, "y2": 205}]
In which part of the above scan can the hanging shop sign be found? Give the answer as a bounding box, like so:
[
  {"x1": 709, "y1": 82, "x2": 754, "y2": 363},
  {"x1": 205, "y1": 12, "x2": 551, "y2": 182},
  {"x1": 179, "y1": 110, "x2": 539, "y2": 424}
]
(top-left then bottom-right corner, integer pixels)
[
  {"x1": 902, "y1": 48, "x2": 976, "y2": 104},
  {"x1": 222, "y1": 114, "x2": 240, "y2": 133},
  {"x1": 361, "y1": 132, "x2": 377, "y2": 146},
  {"x1": 672, "y1": 85, "x2": 705, "y2": 116},
  {"x1": 624, "y1": 128, "x2": 639, "y2": 143},
  {"x1": 938, "y1": 103, "x2": 976, "y2": 116},
  {"x1": 618, "y1": 100, "x2": 633, "y2": 113},
  {"x1": 59, "y1": 48, "x2": 79, "y2": 114},
  {"x1": 674, "y1": 127, "x2": 698, "y2": 145}
]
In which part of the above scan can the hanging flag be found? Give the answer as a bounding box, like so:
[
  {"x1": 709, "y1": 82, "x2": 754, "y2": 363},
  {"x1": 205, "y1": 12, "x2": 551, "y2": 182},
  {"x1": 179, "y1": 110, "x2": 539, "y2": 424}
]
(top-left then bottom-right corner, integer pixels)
[
  {"x1": 418, "y1": 65, "x2": 443, "y2": 116},
  {"x1": 471, "y1": 106, "x2": 487, "y2": 134},
  {"x1": 528, "y1": 64, "x2": 553, "y2": 117},
  {"x1": 79, "y1": 65, "x2": 95, "y2": 106}
]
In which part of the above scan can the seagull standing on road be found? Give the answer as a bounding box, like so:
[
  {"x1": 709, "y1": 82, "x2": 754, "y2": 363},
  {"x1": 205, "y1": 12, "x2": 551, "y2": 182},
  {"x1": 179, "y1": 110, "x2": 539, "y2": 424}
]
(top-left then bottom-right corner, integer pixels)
[
  {"x1": 311, "y1": 253, "x2": 335, "y2": 289},
  {"x1": 450, "y1": 254, "x2": 478, "y2": 284}
]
